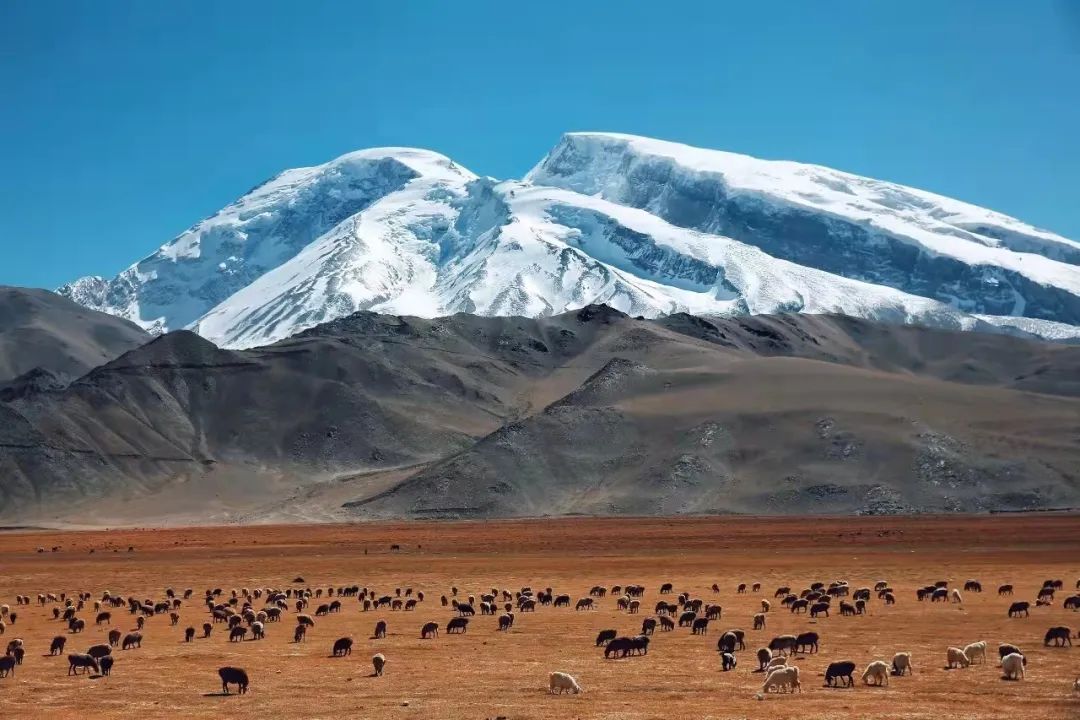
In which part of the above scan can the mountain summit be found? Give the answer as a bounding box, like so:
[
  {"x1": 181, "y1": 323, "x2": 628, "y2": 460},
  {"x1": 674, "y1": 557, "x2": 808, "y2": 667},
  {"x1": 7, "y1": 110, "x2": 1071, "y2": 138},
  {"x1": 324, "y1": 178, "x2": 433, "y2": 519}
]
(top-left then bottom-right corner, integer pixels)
[{"x1": 60, "y1": 134, "x2": 1080, "y2": 348}]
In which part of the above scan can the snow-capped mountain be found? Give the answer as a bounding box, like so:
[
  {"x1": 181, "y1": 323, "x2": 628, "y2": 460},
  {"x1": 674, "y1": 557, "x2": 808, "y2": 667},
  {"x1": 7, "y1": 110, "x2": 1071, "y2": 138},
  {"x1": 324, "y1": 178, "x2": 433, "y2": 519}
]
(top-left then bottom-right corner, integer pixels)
[{"x1": 60, "y1": 133, "x2": 1080, "y2": 348}]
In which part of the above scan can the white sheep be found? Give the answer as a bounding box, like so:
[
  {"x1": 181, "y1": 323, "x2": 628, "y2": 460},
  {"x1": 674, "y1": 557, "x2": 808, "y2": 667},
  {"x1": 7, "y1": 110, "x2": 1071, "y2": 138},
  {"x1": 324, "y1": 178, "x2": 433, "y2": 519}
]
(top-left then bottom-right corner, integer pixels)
[
  {"x1": 963, "y1": 641, "x2": 986, "y2": 665},
  {"x1": 891, "y1": 651, "x2": 913, "y2": 676},
  {"x1": 947, "y1": 646, "x2": 971, "y2": 669},
  {"x1": 950, "y1": 589, "x2": 963, "y2": 604},
  {"x1": 372, "y1": 653, "x2": 386, "y2": 676},
  {"x1": 761, "y1": 599, "x2": 771, "y2": 613},
  {"x1": 862, "y1": 660, "x2": 890, "y2": 686},
  {"x1": 548, "y1": 671, "x2": 583, "y2": 694},
  {"x1": 1001, "y1": 652, "x2": 1024, "y2": 681},
  {"x1": 762, "y1": 665, "x2": 800, "y2": 693},
  {"x1": 767, "y1": 655, "x2": 788, "y2": 670}
]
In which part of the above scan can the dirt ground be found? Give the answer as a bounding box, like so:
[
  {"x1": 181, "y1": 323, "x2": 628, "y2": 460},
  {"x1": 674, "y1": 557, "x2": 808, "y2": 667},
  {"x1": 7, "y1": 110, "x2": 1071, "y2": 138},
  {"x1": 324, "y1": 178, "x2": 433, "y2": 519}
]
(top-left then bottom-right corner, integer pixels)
[{"x1": 0, "y1": 514, "x2": 1078, "y2": 719}]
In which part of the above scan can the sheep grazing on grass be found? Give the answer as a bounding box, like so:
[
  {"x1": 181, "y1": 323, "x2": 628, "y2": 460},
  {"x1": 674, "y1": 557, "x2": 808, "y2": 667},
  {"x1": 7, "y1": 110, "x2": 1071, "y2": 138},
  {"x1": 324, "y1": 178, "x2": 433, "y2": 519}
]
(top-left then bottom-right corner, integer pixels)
[
  {"x1": 549, "y1": 671, "x2": 583, "y2": 694},
  {"x1": 373, "y1": 620, "x2": 387, "y2": 639},
  {"x1": 219, "y1": 666, "x2": 249, "y2": 694},
  {"x1": 767, "y1": 656, "x2": 787, "y2": 672},
  {"x1": 0, "y1": 655, "x2": 15, "y2": 678},
  {"x1": 963, "y1": 641, "x2": 987, "y2": 665},
  {"x1": 756, "y1": 648, "x2": 772, "y2": 671},
  {"x1": 229, "y1": 626, "x2": 247, "y2": 642},
  {"x1": 862, "y1": 660, "x2": 890, "y2": 686},
  {"x1": 721, "y1": 652, "x2": 737, "y2": 671},
  {"x1": 753, "y1": 613, "x2": 766, "y2": 630},
  {"x1": 332, "y1": 637, "x2": 353, "y2": 657},
  {"x1": 202, "y1": 623, "x2": 212, "y2": 639},
  {"x1": 892, "y1": 652, "x2": 913, "y2": 675},
  {"x1": 250, "y1": 621, "x2": 265, "y2": 640},
  {"x1": 498, "y1": 614, "x2": 513, "y2": 631},
  {"x1": 950, "y1": 589, "x2": 963, "y2": 604},
  {"x1": 296, "y1": 614, "x2": 315, "y2": 627},
  {"x1": 1001, "y1": 653, "x2": 1025, "y2": 681},
  {"x1": 761, "y1": 600, "x2": 770, "y2": 613},
  {"x1": 763, "y1": 665, "x2": 800, "y2": 693},
  {"x1": 825, "y1": 660, "x2": 856, "y2": 687},
  {"x1": 99, "y1": 656, "x2": 114, "y2": 676},
  {"x1": 108, "y1": 629, "x2": 121, "y2": 646},
  {"x1": 122, "y1": 632, "x2": 142, "y2": 650},
  {"x1": 447, "y1": 618, "x2": 468, "y2": 634},
  {"x1": 372, "y1": 653, "x2": 386, "y2": 676},
  {"x1": 421, "y1": 621, "x2": 439, "y2": 639},
  {"x1": 1044, "y1": 626, "x2": 1072, "y2": 647},
  {"x1": 50, "y1": 635, "x2": 67, "y2": 655},
  {"x1": 87, "y1": 644, "x2": 112, "y2": 660},
  {"x1": 185, "y1": 627, "x2": 195, "y2": 642},
  {"x1": 998, "y1": 643, "x2": 1023, "y2": 662},
  {"x1": 68, "y1": 653, "x2": 99, "y2": 675},
  {"x1": 947, "y1": 646, "x2": 971, "y2": 669},
  {"x1": 998, "y1": 584, "x2": 1013, "y2": 596},
  {"x1": 1008, "y1": 601, "x2": 1030, "y2": 617}
]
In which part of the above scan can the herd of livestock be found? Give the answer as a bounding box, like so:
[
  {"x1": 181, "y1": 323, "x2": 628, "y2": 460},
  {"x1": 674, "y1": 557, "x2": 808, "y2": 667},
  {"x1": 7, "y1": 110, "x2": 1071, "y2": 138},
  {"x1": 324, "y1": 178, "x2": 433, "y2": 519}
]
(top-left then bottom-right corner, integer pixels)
[{"x1": 1, "y1": 573, "x2": 1079, "y2": 699}]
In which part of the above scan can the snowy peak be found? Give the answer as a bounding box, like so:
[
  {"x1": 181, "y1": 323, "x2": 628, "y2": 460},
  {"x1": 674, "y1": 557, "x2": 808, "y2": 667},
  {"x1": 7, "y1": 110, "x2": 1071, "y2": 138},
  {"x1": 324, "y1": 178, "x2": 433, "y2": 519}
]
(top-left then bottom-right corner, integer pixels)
[{"x1": 58, "y1": 134, "x2": 1080, "y2": 348}]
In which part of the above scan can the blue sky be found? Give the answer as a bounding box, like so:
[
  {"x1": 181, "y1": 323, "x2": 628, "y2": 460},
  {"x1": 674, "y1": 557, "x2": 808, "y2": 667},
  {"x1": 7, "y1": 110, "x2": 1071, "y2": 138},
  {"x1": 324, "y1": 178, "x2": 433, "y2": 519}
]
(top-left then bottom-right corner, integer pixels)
[{"x1": 2, "y1": 0, "x2": 1078, "y2": 289}]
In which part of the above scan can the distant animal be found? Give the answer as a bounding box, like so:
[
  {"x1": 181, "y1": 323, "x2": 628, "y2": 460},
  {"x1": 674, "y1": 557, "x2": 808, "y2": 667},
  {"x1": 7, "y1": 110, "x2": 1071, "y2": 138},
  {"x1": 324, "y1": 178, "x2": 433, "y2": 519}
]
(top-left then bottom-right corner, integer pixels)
[
  {"x1": 421, "y1": 621, "x2": 439, "y2": 639},
  {"x1": 548, "y1": 671, "x2": 583, "y2": 694},
  {"x1": 892, "y1": 651, "x2": 913, "y2": 675},
  {"x1": 862, "y1": 660, "x2": 889, "y2": 686},
  {"x1": 763, "y1": 666, "x2": 800, "y2": 693},
  {"x1": 99, "y1": 656, "x2": 114, "y2": 676},
  {"x1": 1001, "y1": 653, "x2": 1025, "y2": 681},
  {"x1": 372, "y1": 653, "x2": 386, "y2": 676},
  {"x1": 67, "y1": 653, "x2": 99, "y2": 675},
  {"x1": 50, "y1": 636, "x2": 67, "y2": 655},
  {"x1": 332, "y1": 637, "x2": 353, "y2": 657},
  {"x1": 595, "y1": 629, "x2": 617, "y2": 646},
  {"x1": 374, "y1": 620, "x2": 387, "y2": 639},
  {"x1": 1044, "y1": 626, "x2": 1072, "y2": 647},
  {"x1": 1008, "y1": 601, "x2": 1030, "y2": 617},
  {"x1": 447, "y1": 617, "x2": 468, "y2": 634},
  {"x1": 721, "y1": 652, "x2": 737, "y2": 671},
  {"x1": 218, "y1": 666, "x2": 249, "y2": 694},
  {"x1": 121, "y1": 632, "x2": 141, "y2": 650},
  {"x1": 825, "y1": 660, "x2": 856, "y2": 687},
  {"x1": 947, "y1": 646, "x2": 971, "y2": 668}
]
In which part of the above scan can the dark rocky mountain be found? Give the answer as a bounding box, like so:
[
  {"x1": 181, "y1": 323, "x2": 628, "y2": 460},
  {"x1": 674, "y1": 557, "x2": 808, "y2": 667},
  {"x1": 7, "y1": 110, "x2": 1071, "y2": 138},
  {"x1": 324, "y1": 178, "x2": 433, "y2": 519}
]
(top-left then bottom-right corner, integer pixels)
[
  {"x1": 0, "y1": 286, "x2": 150, "y2": 385},
  {"x1": 2, "y1": 305, "x2": 1078, "y2": 524}
]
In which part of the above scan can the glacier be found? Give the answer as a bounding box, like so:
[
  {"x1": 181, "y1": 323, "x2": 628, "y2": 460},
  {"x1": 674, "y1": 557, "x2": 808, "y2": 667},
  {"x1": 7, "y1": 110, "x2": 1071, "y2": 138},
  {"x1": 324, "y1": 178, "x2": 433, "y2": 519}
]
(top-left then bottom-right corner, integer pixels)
[{"x1": 59, "y1": 133, "x2": 1080, "y2": 348}]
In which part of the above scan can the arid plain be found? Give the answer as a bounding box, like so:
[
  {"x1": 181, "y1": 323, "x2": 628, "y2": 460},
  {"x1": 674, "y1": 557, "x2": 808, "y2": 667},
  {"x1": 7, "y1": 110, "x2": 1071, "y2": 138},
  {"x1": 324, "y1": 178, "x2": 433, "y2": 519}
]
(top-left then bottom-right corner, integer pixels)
[{"x1": 1, "y1": 515, "x2": 1078, "y2": 719}]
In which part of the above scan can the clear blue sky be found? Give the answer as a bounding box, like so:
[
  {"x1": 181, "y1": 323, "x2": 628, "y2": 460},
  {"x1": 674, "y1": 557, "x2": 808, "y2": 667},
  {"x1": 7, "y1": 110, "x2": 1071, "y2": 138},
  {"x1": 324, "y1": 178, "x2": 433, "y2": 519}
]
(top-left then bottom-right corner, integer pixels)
[{"x1": 2, "y1": 0, "x2": 1079, "y2": 289}]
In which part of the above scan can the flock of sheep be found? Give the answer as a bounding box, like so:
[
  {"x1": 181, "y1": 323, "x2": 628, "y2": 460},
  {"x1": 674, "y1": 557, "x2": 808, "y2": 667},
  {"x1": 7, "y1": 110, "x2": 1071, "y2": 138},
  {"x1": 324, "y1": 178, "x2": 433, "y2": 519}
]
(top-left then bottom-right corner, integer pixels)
[{"x1": 1, "y1": 572, "x2": 1078, "y2": 701}]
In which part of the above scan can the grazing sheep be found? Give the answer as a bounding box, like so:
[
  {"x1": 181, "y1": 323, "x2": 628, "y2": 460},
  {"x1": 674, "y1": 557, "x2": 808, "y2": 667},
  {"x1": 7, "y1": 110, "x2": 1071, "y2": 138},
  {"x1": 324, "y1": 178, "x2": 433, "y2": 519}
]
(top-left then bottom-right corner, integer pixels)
[
  {"x1": 122, "y1": 632, "x2": 142, "y2": 650},
  {"x1": 998, "y1": 643, "x2": 1025, "y2": 664},
  {"x1": 421, "y1": 621, "x2": 439, "y2": 639},
  {"x1": 250, "y1": 621, "x2": 265, "y2": 640},
  {"x1": 68, "y1": 653, "x2": 99, "y2": 675},
  {"x1": 659, "y1": 616, "x2": 674, "y2": 632},
  {"x1": 950, "y1": 589, "x2": 963, "y2": 604},
  {"x1": 892, "y1": 652, "x2": 913, "y2": 675},
  {"x1": 294, "y1": 625, "x2": 307, "y2": 643},
  {"x1": 0, "y1": 655, "x2": 14, "y2": 678},
  {"x1": 372, "y1": 653, "x2": 386, "y2": 676},
  {"x1": 87, "y1": 644, "x2": 112, "y2": 659},
  {"x1": 185, "y1": 627, "x2": 195, "y2": 642},
  {"x1": 753, "y1": 613, "x2": 766, "y2": 630},
  {"x1": 768, "y1": 634, "x2": 798, "y2": 656},
  {"x1": 447, "y1": 618, "x2": 468, "y2": 634},
  {"x1": 202, "y1": 623, "x2": 212, "y2": 639},
  {"x1": 641, "y1": 617, "x2": 656, "y2": 635},
  {"x1": 1008, "y1": 601, "x2": 1030, "y2": 617},
  {"x1": 229, "y1": 626, "x2": 247, "y2": 642},
  {"x1": 717, "y1": 632, "x2": 738, "y2": 654},
  {"x1": 947, "y1": 646, "x2": 971, "y2": 668},
  {"x1": 297, "y1": 614, "x2": 315, "y2": 627},
  {"x1": 49, "y1": 635, "x2": 67, "y2": 655},
  {"x1": 548, "y1": 671, "x2": 583, "y2": 694},
  {"x1": 756, "y1": 647, "x2": 772, "y2": 671},
  {"x1": 862, "y1": 660, "x2": 890, "y2": 686},
  {"x1": 763, "y1": 665, "x2": 801, "y2": 693},
  {"x1": 99, "y1": 656, "x2": 114, "y2": 676},
  {"x1": 373, "y1": 620, "x2": 387, "y2": 639},
  {"x1": 825, "y1": 660, "x2": 856, "y2": 687},
  {"x1": 998, "y1": 584, "x2": 1013, "y2": 596},
  {"x1": 332, "y1": 637, "x2": 353, "y2": 657},
  {"x1": 963, "y1": 641, "x2": 986, "y2": 665},
  {"x1": 1001, "y1": 652, "x2": 1025, "y2": 681},
  {"x1": 219, "y1": 666, "x2": 249, "y2": 694},
  {"x1": 767, "y1": 655, "x2": 787, "y2": 671},
  {"x1": 1044, "y1": 626, "x2": 1072, "y2": 647},
  {"x1": 810, "y1": 602, "x2": 830, "y2": 618},
  {"x1": 721, "y1": 652, "x2": 737, "y2": 671},
  {"x1": 595, "y1": 629, "x2": 616, "y2": 647},
  {"x1": 760, "y1": 599, "x2": 770, "y2": 613},
  {"x1": 575, "y1": 598, "x2": 594, "y2": 611},
  {"x1": 691, "y1": 618, "x2": 709, "y2": 635},
  {"x1": 795, "y1": 631, "x2": 819, "y2": 654}
]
